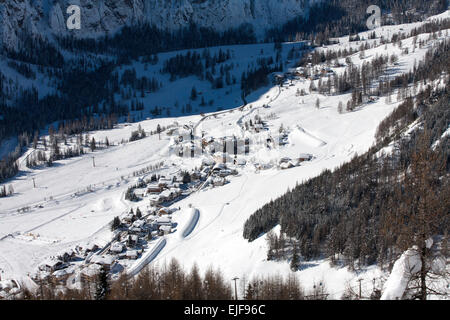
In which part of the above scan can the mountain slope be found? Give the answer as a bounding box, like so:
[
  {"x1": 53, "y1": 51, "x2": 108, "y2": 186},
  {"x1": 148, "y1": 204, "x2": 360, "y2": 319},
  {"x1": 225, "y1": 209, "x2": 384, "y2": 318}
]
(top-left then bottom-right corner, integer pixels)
[{"x1": 0, "y1": 0, "x2": 320, "y2": 49}]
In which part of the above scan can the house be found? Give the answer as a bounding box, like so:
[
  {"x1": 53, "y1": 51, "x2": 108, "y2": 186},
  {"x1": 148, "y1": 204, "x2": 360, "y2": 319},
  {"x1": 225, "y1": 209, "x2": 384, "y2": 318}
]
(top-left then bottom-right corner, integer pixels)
[
  {"x1": 147, "y1": 184, "x2": 162, "y2": 194},
  {"x1": 280, "y1": 161, "x2": 295, "y2": 170},
  {"x1": 279, "y1": 157, "x2": 292, "y2": 164},
  {"x1": 159, "y1": 225, "x2": 172, "y2": 235},
  {"x1": 132, "y1": 220, "x2": 146, "y2": 229},
  {"x1": 169, "y1": 187, "x2": 181, "y2": 199},
  {"x1": 146, "y1": 215, "x2": 158, "y2": 223},
  {"x1": 149, "y1": 195, "x2": 162, "y2": 206},
  {"x1": 85, "y1": 243, "x2": 99, "y2": 254},
  {"x1": 122, "y1": 214, "x2": 134, "y2": 224},
  {"x1": 81, "y1": 264, "x2": 103, "y2": 282},
  {"x1": 90, "y1": 255, "x2": 116, "y2": 271},
  {"x1": 110, "y1": 242, "x2": 125, "y2": 254},
  {"x1": 134, "y1": 188, "x2": 146, "y2": 198},
  {"x1": 219, "y1": 169, "x2": 232, "y2": 177},
  {"x1": 57, "y1": 249, "x2": 76, "y2": 262},
  {"x1": 129, "y1": 227, "x2": 143, "y2": 234},
  {"x1": 212, "y1": 163, "x2": 227, "y2": 172},
  {"x1": 159, "y1": 189, "x2": 173, "y2": 202},
  {"x1": 126, "y1": 250, "x2": 139, "y2": 260},
  {"x1": 38, "y1": 258, "x2": 67, "y2": 273},
  {"x1": 202, "y1": 157, "x2": 215, "y2": 167},
  {"x1": 155, "y1": 216, "x2": 172, "y2": 226},
  {"x1": 158, "y1": 207, "x2": 171, "y2": 216},
  {"x1": 212, "y1": 177, "x2": 227, "y2": 187},
  {"x1": 158, "y1": 177, "x2": 172, "y2": 188},
  {"x1": 52, "y1": 267, "x2": 75, "y2": 284},
  {"x1": 272, "y1": 72, "x2": 285, "y2": 84},
  {"x1": 298, "y1": 153, "x2": 313, "y2": 162}
]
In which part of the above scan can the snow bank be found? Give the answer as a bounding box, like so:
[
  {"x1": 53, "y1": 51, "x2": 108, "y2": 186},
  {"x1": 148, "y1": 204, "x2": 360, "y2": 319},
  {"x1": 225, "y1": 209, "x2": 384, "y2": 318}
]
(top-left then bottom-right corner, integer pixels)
[
  {"x1": 128, "y1": 237, "x2": 166, "y2": 277},
  {"x1": 180, "y1": 208, "x2": 200, "y2": 239},
  {"x1": 381, "y1": 248, "x2": 422, "y2": 300}
]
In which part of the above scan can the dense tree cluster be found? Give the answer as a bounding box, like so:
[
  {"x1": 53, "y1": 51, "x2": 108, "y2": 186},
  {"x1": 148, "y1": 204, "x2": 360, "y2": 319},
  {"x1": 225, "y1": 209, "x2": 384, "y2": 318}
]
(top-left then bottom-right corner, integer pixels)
[
  {"x1": 162, "y1": 51, "x2": 204, "y2": 80},
  {"x1": 241, "y1": 58, "x2": 282, "y2": 99},
  {"x1": 5, "y1": 33, "x2": 64, "y2": 68},
  {"x1": 243, "y1": 46, "x2": 449, "y2": 270},
  {"x1": 120, "y1": 69, "x2": 161, "y2": 95},
  {"x1": 266, "y1": 0, "x2": 449, "y2": 44},
  {"x1": 58, "y1": 23, "x2": 256, "y2": 59},
  {"x1": 18, "y1": 258, "x2": 318, "y2": 300}
]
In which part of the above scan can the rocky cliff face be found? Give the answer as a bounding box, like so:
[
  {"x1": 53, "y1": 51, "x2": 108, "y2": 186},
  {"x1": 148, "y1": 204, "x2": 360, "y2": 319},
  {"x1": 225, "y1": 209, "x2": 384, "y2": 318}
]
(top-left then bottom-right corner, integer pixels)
[{"x1": 0, "y1": 0, "x2": 320, "y2": 49}]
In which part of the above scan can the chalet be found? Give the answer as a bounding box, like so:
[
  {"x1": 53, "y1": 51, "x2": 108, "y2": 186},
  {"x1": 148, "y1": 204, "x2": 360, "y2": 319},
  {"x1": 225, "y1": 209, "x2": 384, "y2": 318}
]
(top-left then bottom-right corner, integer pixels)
[
  {"x1": 126, "y1": 250, "x2": 139, "y2": 260},
  {"x1": 122, "y1": 214, "x2": 134, "y2": 224},
  {"x1": 155, "y1": 216, "x2": 172, "y2": 226},
  {"x1": 129, "y1": 226, "x2": 143, "y2": 234},
  {"x1": 160, "y1": 190, "x2": 172, "y2": 202},
  {"x1": 57, "y1": 249, "x2": 76, "y2": 262},
  {"x1": 169, "y1": 187, "x2": 181, "y2": 199},
  {"x1": 158, "y1": 207, "x2": 171, "y2": 216},
  {"x1": 298, "y1": 153, "x2": 313, "y2": 162},
  {"x1": 146, "y1": 215, "x2": 158, "y2": 223},
  {"x1": 38, "y1": 258, "x2": 67, "y2": 273},
  {"x1": 219, "y1": 169, "x2": 232, "y2": 177},
  {"x1": 52, "y1": 267, "x2": 75, "y2": 284},
  {"x1": 147, "y1": 184, "x2": 162, "y2": 194},
  {"x1": 159, "y1": 225, "x2": 172, "y2": 235},
  {"x1": 132, "y1": 220, "x2": 146, "y2": 229},
  {"x1": 134, "y1": 189, "x2": 146, "y2": 198},
  {"x1": 212, "y1": 177, "x2": 227, "y2": 187},
  {"x1": 81, "y1": 264, "x2": 102, "y2": 281},
  {"x1": 110, "y1": 242, "x2": 125, "y2": 254},
  {"x1": 149, "y1": 195, "x2": 162, "y2": 206},
  {"x1": 158, "y1": 177, "x2": 172, "y2": 188},
  {"x1": 85, "y1": 243, "x2": 99, "y2": 254},
  {"x1": 279, "y1": 157, "x2": 292, "y2": 164},
  {"x1": 90, "y1": 255, "x2": 115, "y2": 271},
  {"x1": 280, "y1": 161, "x2": 295, "y2": 170},
  {"x1": 213, "y1": 163, "x2": 227, "y2": 172},
  {"x1": 202, "y1": 157, "x2": 216, "y2": 167},
  {"x1": 272, "y1": 72, "x2": 285, "y2": 84}
]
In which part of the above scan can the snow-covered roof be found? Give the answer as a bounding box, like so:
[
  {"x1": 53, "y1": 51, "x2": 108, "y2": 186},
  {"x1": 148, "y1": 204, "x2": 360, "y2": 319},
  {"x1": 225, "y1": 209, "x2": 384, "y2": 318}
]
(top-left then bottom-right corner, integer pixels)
[
  {"x1": 91, "y1": 255, "x2": 115, "y2": 266},
  {"x1": 110, "y1": 242, "x2": 124, "y2": 253},
  {"x1": 132, "y1": 220, "x2": 145, "y2": 228},
  {"x1": 159, "y1": 225, "x2": 172, "y2": 232},
  {"x1": 81, "y1": 264, "x2": 102, "y2": 277},
  {"x1": 126, "y1": 250, "x2": 138, "y2": 258},
  {"x1": 156, "y1": 216, "x2": 171, "y2": 224},
  {"x1": 160, "y1": 190, "x2": 172, "y2": 198}
]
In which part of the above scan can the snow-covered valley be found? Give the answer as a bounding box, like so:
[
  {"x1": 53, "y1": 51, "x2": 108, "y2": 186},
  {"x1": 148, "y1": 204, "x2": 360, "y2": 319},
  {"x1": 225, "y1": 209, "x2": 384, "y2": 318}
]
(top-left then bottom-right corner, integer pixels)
[{"x1": 0, "y1": 10, "x2": 449, "y2": 299}]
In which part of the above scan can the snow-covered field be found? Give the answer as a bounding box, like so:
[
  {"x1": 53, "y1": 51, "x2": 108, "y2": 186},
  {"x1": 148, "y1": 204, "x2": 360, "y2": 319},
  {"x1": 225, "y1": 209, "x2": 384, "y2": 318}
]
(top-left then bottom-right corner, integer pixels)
[{"x1": 0, "y1": 11, "x2": 449, "y2": 299}]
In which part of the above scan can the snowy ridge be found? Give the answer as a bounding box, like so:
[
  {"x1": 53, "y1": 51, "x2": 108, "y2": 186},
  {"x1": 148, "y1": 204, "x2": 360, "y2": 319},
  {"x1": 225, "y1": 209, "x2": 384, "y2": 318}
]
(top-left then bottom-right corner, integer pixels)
[{"x1": 0, "y1": 0, "x2": 321, "y2": 49}]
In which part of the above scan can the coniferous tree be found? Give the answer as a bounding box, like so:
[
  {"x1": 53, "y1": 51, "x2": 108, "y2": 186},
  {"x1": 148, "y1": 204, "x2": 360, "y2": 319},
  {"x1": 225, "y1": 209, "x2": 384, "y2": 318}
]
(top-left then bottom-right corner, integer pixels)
[{"x1": 95, "y1": 266, "x2": 110, "y2": 300}]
